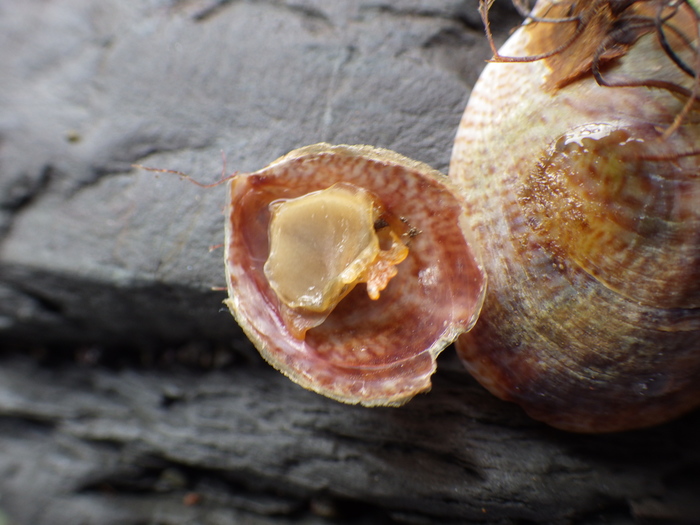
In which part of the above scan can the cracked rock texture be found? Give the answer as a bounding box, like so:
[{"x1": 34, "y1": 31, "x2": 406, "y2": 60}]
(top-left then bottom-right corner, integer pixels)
[{"x1": 0, "y1": 1, "x2": 698, "y2": 524}]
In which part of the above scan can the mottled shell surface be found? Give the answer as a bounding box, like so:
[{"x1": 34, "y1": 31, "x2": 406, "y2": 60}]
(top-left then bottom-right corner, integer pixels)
[
  {"x1": 450, "y1": 1, "x2": 700, "y2": 432},
  {"x1": 225, "y1": 144, "x2": 485, "y2": 407}
]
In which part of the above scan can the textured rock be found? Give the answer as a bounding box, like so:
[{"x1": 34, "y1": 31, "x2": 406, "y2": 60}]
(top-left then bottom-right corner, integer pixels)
[
  {"x1": 0, "y1": 1, "x2": 698, "y2": 524},
  {"x1": 0, "y1": 353, "x2": 698, "y2": 524},
  {"x1": 0, "y1": 0, "x2": 493, "y2": 347}
]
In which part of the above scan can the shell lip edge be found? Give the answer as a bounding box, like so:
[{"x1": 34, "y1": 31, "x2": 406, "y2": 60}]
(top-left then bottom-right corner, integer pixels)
[
  {"x1": 222, "y1": 293, "x2": 478, "y2": 408},
  {"x1": 265, "y1": 142, "x2": 450, "y2": 184}
]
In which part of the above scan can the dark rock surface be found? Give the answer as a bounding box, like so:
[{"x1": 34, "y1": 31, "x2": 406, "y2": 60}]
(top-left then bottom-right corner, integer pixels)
[{"x1": 0, "y1": 1, "x2": 698, "y2": 524}]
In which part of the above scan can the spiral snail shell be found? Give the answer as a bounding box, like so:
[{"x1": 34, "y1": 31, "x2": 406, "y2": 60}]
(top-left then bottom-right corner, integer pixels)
[{"x1": 222, "y1": 0, "x2": 700, "y2": 432}]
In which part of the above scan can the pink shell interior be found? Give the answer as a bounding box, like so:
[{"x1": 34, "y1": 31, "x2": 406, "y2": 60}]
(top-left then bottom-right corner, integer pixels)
[{"x1": 224, "y1": 146, "x2": 485, "y2": 406}]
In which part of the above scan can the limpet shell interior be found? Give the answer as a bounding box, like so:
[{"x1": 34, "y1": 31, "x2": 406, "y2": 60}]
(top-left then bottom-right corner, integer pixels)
[{"x1": 224, "y1": 143, "x2": 486, "y2": 406}]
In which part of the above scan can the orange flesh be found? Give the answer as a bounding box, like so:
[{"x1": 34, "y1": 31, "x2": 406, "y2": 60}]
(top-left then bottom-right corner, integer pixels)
[{"x1": 263, "y1": 182, "x2": 409, "y2": 339}]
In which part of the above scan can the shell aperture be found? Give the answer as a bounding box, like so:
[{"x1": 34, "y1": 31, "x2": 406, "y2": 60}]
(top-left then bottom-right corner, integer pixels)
[{"x1": 224, "y1": 144, "x2": 486, "y2": 407}]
